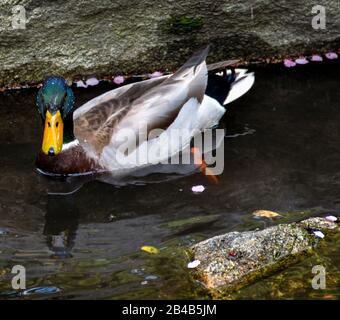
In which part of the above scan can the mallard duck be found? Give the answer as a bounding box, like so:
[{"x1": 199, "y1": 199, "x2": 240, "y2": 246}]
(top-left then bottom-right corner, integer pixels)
[{"x1": 36, "y1": 47, "x2": 254, "y2": 176}]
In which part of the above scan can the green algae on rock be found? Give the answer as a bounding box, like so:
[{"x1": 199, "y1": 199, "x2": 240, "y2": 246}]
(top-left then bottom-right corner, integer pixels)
[
  {"x1": 190, "y1": 217, "x2": 338, "y2": 296},
  {"x1": 165, "y1": 16, "x2": 204, "y2": 34}
]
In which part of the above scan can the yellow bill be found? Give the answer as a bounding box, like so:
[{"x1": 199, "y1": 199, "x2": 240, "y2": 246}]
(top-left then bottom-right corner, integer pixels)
[{"x1": 42, "y1": 110, "x2": 63, "y2": 156}]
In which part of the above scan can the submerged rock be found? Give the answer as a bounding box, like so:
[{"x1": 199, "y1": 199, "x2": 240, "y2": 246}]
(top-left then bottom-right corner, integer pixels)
[{"x1": 190, "y1": 217, "x2": 338, "y2": 296}]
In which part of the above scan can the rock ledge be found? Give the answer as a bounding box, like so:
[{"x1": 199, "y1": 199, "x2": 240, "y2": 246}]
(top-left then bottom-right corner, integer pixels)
[{"x1": 191, "y1": 217, "x2": 338, "y2": 294}]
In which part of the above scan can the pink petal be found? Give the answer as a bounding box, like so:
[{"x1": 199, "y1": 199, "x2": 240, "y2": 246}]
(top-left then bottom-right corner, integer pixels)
[
  {"x1": 149, "y1": 71, "x2": 163, "y2": 78},
  {"x1": 311, "y1": 55, "x2": 323, "y2": 62},
  {"x1": 295, "y1": 57, "x2": 309, "y2": 65},
  {"x1": 325, "y1": 215, "x2": 337, "y2": 222},
  {"x1": 187, "y1": 260, "x2": 200, "y2": 268},
  {"x1": 283, "y1": 59, "x2": 296, "y2": 68},
  {"x1": 113, "y1": 76, "x2": 125, "y2": 85},
  {"x1": 325, "y1": 52, "x2": 338, "y2": 60},
  {"x1": 75, "y1": 80, "x2": 87, "y2": 88},
  {"x1": 313, "y1": 231, "x2": 325, "y2": 239},
  {"x1": 86, "y1": 77, "x2": 99, "y2": 86},
  {"x1": 191, "y1": 185, "x2": 205, "y2": 193}
]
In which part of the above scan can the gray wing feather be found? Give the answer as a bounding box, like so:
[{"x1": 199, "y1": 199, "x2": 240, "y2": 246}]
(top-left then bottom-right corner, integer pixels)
[{"x1": 74, "y1": 47, "x2": 210, "y2": 158}]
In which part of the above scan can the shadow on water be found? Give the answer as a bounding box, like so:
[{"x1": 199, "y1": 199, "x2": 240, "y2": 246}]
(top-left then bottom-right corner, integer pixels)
[{"x1": 0, "y1": 61, "x2": 339, "y2": 299}]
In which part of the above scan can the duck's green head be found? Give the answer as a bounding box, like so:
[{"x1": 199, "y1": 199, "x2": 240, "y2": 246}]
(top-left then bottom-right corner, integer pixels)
[{"x1": 36, "y1": 76, "x2": 75, "y2": 156}]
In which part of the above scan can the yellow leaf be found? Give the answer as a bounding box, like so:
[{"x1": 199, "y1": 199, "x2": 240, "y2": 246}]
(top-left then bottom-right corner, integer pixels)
[
  {"x1": 141, "y1": 245, "x2": 160, "y2": 254},
  {"x1": 252, "y1": 210, "x2": 281, "y2": 218}
]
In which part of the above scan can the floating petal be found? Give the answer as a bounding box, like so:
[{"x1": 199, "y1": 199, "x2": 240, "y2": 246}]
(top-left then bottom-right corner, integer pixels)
[
  {"x1": 191, "y1": 185, "x2": 205, "y2": 193},
  {"x1": 283, "y1": 59, "x2": 296, "y2": 68},
  {"x1": 325, "y1": 215, "x2": 337, "y2": 222},
  {"x1": 325, "y1": 52, "x2": 338, "y2": 60},
  {"x1": 113, "y1": 75, "x2": 125, "y2": 85},
  {"x1": 86, "y1": 77, "x2": 99, "y2": 86},
  {"x1": 295, "y1": 57, "x2": 309, "y2": 65},
  {"x1": 187, "y1": 260, "x2": 201, "y2": 269},
  {"x1": 311, "y1": 55, "x2": 323, "y2": 62},
  {"x1": 313, "y1": 231, "x2": 325, "y2": 239},
  {"x1": 149, "y1": 71, "x2": 163, "y2": 78}
]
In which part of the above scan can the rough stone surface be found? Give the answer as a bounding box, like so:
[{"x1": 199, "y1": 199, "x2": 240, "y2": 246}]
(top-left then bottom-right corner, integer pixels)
[
  {"x1": 191, "y1": 217, "x2": 338, "y2": 294},
  {"x1": 0, "y1": 1, "x2": 340, "y2": 86}
]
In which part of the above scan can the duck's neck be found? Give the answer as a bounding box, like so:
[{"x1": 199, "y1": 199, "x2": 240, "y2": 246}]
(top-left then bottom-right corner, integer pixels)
[
  {"x1": 36, "y1": 112, "x2": 101, "y2": 175},
  {"x1": 63, "y1": 113, "x2": 76, "y2": 145}
]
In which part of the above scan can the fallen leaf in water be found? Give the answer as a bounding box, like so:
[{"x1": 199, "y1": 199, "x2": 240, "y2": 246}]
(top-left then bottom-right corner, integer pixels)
[
  {"x1": 187, "y1": 260, "x2": 200, "y2": 269},
  {"x1": 141, "y1": 245, "x2": 160, "y2": 254},
  {"x1": 252, "y1": 210, "x2": 281, "y2": 218}
]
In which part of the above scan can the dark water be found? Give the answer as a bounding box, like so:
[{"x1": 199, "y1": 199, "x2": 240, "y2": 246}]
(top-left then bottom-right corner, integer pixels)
[{"x1": 0, "y1": 62, "x2": 339, "y2": 299}]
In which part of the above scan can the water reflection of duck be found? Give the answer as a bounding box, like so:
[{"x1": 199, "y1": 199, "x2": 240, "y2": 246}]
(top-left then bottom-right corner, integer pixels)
[
  {"x1": 44, "y1": 194, "x2": 78, "y2": 258},
  {"x1": 35, "y1": 47, "x2": 254, "y2": 177}
]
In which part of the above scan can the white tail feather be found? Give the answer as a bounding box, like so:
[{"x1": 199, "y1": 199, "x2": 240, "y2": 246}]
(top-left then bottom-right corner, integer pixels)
[
  {"x1": 223, "y1": 69, "x2": 255, "y2": 105},
  {"x1": 98, "y1": 96, "x2": 225, "y2": 173}
]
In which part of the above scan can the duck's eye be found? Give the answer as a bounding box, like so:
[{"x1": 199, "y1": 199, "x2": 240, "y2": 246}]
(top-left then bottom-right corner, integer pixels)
[
  {"x1": 56, "y1": 122, "x2": 59, "y2": 128},
  {"x1": 48, "y1": 122, "x2": 51, "y2": 128}
]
